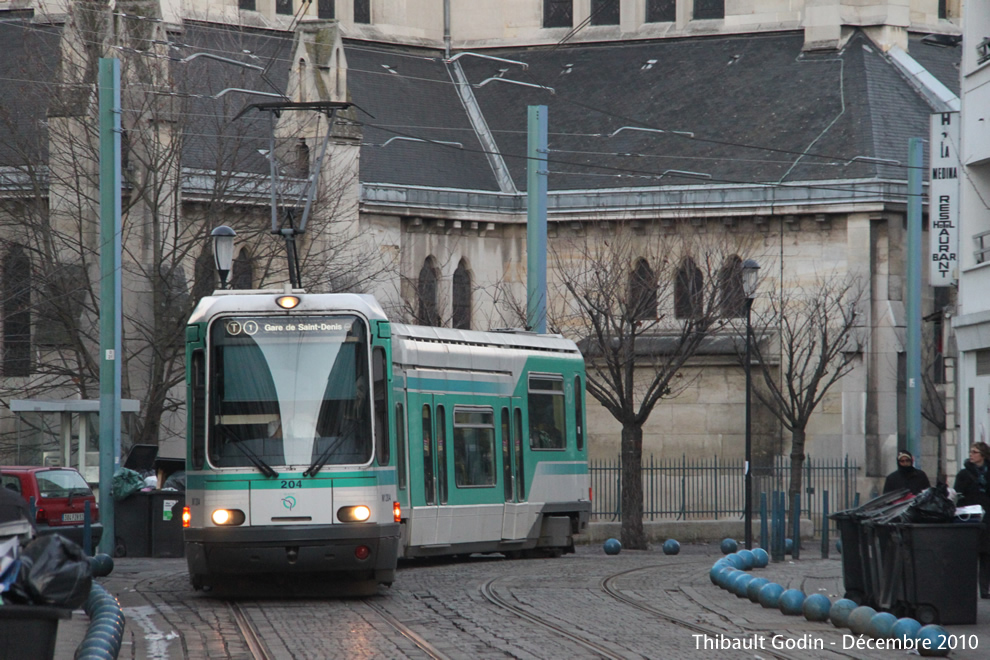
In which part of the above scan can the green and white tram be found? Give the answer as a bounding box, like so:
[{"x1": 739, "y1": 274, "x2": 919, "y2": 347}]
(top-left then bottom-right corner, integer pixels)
[{"x1": 182, "y1": 290, "x2": 590, "y2": 592}]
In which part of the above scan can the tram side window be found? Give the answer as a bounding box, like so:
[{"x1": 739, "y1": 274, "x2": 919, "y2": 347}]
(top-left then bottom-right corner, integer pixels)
[
  {"x1": 514, "y1": 409, "x2": 525, "y2": 500},
  {"x1": 528, "y1": 375, "x2": 566, "y2": 450},
  {"x1": 422, "y1": 406, "x2": 435, "y2": 505},
  {"x1": 191, "y1": 350, "x2": 205, "y2": 469},
  {"x1": 453, "y1": 408, "x2": 495, "y2": 487},
  {"x1": 501, "y1": 408, "x2": 512, "y2": 501},
  {"x1": 575, "y1": 376, "x2": 584, "y2": 451},
  {"x1": 396, "y1": 403, "x2": 406, "y2": 490},
  {"x1": 373, "y1": 347, "x2": 389, "y2": 465},
  {"x1": 437, "y1": 406, "x2": 448, "y2": 504}
]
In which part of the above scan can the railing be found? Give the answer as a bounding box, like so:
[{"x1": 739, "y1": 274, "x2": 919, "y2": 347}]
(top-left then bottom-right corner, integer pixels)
[{"x1": 589, "y1": 454, "x2": 860, "y2": 536}]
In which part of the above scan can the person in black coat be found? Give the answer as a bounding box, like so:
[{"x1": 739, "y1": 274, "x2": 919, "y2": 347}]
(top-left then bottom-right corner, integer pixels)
[
  {"x1": 883, "y1": 450, "x2": 931, "y2": 495},
  {"x1": 953, "y1": 441, "x2": 990, "y2": 599}
]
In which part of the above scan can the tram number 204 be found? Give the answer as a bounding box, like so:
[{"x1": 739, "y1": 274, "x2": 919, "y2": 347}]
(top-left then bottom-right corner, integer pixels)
[{"x1": 280, "y1": 480, "x2": 303, "y2": 489}]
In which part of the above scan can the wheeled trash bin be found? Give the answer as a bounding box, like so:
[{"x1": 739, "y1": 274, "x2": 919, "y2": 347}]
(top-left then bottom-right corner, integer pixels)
[{"x1": 884, "y1": 522, "x2": 982, "y2": 625}]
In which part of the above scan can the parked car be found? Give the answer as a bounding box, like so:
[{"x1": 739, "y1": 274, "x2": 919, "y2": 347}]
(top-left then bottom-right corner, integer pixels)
[{"x1": 0, "y1": 466, "x2": 103, "y2": 548}]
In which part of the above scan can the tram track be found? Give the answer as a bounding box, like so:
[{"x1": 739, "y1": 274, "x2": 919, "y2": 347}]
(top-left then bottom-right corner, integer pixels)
[
  {"x1": 600, "y1": 564, "x2": 864, "y2": 660},
  {"x1": 363, "y1": 598, "x2": 455, "y2": 660},
  {"x1": 480, "y1": 577, "x2": 639, "y2": 660},
  {"x1": 229, "y1": 601, "x2": 274, "y2": 660}
]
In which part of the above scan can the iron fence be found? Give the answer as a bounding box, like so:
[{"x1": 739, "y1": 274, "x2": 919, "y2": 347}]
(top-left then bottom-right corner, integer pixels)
[{"x1": 589, "y1": 454, "x2": 861, "y2": 536}]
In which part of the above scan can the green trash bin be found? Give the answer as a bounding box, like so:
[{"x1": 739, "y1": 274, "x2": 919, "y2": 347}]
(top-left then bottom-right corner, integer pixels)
[{"x1": 0, "y1": 604, "x2": 71, "y2": 660}]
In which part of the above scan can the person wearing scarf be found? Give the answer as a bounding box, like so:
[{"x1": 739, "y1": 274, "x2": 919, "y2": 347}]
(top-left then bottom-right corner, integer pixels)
[
  {"x1": 954, "y1": 442, "x2": 990, "y2": 599},
  {"x1": 883, "y1": 450, "x2": 931, "y2": 495}
]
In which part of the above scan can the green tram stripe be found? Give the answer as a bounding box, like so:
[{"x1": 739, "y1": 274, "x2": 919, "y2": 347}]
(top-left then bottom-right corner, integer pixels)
[
  {"x1": 187, "y1": 468, "x2": 396, "y2": 490},
  {"x1": 405, "y1": 376, "x2": 505, "y2": 395},
  {"x1": 535, "y1": 462, "x2": 589, "y2": 475}
]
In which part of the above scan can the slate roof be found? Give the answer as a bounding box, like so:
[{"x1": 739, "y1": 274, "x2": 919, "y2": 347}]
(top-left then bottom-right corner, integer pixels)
[
  {"x1": 0, "y1": 19, "x2": 963, "y2": 202},
  {"x1": 453, "y1": 30, "x2": 958, "y2": 191}
]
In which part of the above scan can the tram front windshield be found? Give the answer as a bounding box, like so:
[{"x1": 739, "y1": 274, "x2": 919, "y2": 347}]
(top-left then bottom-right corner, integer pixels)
[{"x1": 208, "y1": 314, "x2": 372, "y2": 469}]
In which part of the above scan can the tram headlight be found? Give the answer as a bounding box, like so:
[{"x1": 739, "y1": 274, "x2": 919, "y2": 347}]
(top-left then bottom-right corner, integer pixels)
[
  {"x1": 337, "y1": 505, "x2": 372, "y2": 522},
  {"x1": 276, "y1": 295, "x2": 300, "y2": 309},
  {"x1": 211, "y1": 508, "x2": 246, "y2": 526}
]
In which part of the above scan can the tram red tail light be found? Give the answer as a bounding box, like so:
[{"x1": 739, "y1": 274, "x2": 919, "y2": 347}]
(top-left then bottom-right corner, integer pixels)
[
  {"x1": 393, "y1": 501, "x2": 401, "y2": 523},
  {"x1": 589, "y1": 487, "x2": 593, "y2": 502},
  {"x1": 355, "y1": 545, "x2": 371, "y2": 561},
  {"x1": 182, "y1": 506, "x2": 191, "y2": 528}
]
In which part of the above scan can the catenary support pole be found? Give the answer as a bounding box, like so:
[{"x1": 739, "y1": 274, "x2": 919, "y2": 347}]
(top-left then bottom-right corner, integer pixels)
[
  {"x1": 906, "y1": 137, "x2": 923, "y2": 465},
  {"x1": 526, "y1": 106, "x2": 548, "y2": 333},
  {"x1": 98, "y1": 57, "x2": 122, "y2": 556}
]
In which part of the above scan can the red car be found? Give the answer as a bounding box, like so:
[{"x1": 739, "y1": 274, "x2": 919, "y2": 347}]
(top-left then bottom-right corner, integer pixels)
[{"x1": 0, "y1": 466, "x2": 103, "y2": 548}]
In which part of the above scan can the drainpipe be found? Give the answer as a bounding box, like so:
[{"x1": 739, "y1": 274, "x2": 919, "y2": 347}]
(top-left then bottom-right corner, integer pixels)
[{"x1": 443, "y1": 0, "x2": 451, "y2": 59}]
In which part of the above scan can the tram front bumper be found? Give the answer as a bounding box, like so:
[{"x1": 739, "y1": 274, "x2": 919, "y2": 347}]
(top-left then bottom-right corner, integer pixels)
[{"x1": 184, "y1": 522, "x2": 400, "y2": 577}]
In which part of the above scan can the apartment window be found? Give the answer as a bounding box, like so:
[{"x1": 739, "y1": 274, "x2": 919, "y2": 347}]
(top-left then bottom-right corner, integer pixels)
[
  {"x1": 3, "y1": 245, "x2": 31, "y2": 376},
  {"x1": 976, "y1": 349, "x2": 990, "y2": 376},
  {"x1": 318, "y1": 0, "x2": 335, "y2": 19},
  {"x1": 354, "y1": 0, "x2": 370, "y2": 24},
  {"x1": 693, "y1": 0, "x2": 724, "y2": 20},
  {"x1": 629, "y1": 258, "x2": 657, "y2": 321},
  {"x1": 675, "y1": 256, "x2": 704, "y2": 319},
  {"x1": 418, "y1": 257, "x2": 441, "y2": 327},
  {"x1": 452, "y1": 259, "x2": 471, "y2": 330},
  {"x1": 238, "y1": 0, "x2": 256, "y2": 10},
  {"x1": 231, "y1": 250, "x2": 254, "y2": 290},
  {"x1": 543, "y1": 0, "x2": 573, "y2": 28},
  {"x1": 591, "y1": 0, "x2": 620, "y2": 26},
  {"x1": 646, "y1": 0, "x2": 675, "y2": 22},
  {"x1": 718, "y1": 255, "x2": 746, "y2": 318},
  {"x1": 276, "y1": 0, "x2": 292, "y2": 15}
]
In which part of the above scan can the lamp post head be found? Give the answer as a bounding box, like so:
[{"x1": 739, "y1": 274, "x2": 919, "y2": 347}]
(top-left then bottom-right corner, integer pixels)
[
  {"x1": 741, "y1": 259, "x2": 760, "y2": 300},
  {"x1": 211, "y1": 225, "x2": 236, "y2": 289}
]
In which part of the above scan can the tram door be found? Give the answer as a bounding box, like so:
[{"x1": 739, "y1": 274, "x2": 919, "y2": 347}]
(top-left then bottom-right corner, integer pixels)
[
  {"x1": 406, "y1": 394, "x2": 451, "y2": 547},
  {"x1": 502, "y1": 401, "x2": 529, "y2": 540}
]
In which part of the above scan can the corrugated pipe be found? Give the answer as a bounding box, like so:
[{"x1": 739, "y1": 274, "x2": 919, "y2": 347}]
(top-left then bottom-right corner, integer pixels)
[{"x1": 75, "y1": 555, "x2": 125, "y2": 660}]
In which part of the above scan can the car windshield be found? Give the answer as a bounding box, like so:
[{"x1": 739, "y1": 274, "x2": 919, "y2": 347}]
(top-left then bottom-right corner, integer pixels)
[
  {"x1": 36, "y1": 470, "x2": 92, "y2": 498},
  {"x1": 208, "y1": 314, "x2": 373, "y2": 469}
]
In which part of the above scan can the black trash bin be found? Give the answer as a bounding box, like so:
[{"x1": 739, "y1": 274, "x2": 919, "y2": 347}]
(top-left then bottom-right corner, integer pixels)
[
  {"x1": 0, "y1": 604, "x2": 71, "y2": 660},
  {"x1": 831, "y1": 489, "x2": 911, "y2": 605},
  {"x1": 114, "y1": 492, "x2": 151, "y2": 558},
  {"x1": 149, "y1": 491, "x2": 185, "y2": 558},
  {"x1": 884, "y1": 522, "x2": 982, "y2": 625}
]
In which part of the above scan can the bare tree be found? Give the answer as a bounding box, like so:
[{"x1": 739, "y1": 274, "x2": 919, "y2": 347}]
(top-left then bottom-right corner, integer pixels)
[
  {"x1": 549, "y1": 220, "x2": 758, "y2": 548},
  {"x1": 0, "y1": 6, "x2": 390, "y2": 460},
  {"x1": 746, "y1": 272, "x2": 866, "y2": 529}
]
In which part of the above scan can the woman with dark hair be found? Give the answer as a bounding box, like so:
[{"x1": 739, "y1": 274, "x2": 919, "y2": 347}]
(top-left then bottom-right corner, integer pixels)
[{"x1": 954, "y1": 441, "x2": 990, "y2": 599}]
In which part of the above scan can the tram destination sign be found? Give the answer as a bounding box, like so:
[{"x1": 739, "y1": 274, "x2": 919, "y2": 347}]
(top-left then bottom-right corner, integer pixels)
[
  {"x1": 223, "y1": 317, "x2": 353, "y2": 338},
  {"x1": 929, "y1": 112, "x2": 959, "y2": 287}
]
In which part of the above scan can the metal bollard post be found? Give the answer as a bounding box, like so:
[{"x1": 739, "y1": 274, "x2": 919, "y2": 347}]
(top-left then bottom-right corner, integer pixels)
[
  {"x1": 791, "y1": 492, "x2": 801, "y2": 559},
  {"x1": 821, "y1": 490, "x2": 830, "y2": 559},
  {"x1": 760, "y1": 492, "x2": 768, "y2": 550},
  {"x1": 83, "y1": 500, "x2": 93, "y2": 556}
]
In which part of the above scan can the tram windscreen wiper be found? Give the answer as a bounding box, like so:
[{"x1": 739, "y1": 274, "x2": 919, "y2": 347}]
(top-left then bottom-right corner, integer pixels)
[
  {"x1": 303, "y1": 434, "x2": 348, "y2": 477},
  {"x1": 216, "y1": 425, "x2": 279, "y2": 478}
]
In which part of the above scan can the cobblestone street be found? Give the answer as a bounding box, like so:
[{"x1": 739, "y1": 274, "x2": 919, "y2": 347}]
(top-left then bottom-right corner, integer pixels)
[{"x1": 54, "y1": 544, "x2": 990, "y2": 659}]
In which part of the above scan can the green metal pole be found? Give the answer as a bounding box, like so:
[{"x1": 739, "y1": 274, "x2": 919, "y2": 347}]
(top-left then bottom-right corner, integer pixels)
[
  {"x1": 98, "y1": 57, "x2": 122, "y2": 556},
  {"x1": 526, "y1": 106, "x2": 548, "y2": 333},
  {"x1": 906, "y1": 137, "x2": 923, "y2": 465}
]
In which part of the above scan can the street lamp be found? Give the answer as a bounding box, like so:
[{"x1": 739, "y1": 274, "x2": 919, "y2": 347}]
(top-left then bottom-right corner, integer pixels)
[
  {"x1": 211, "y1": 225, "x2": 236, "y2": 289},
  {"x1": 741, "y1": 258, "x2": 760, "y2": 550}
]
